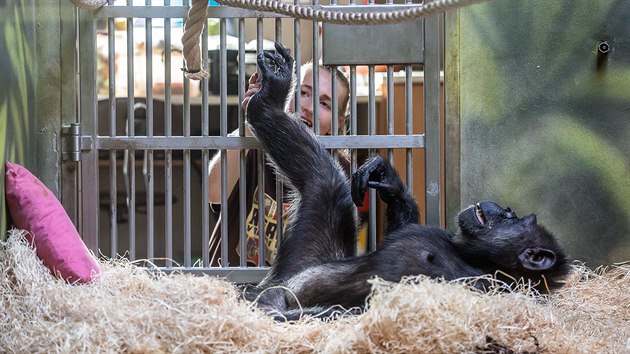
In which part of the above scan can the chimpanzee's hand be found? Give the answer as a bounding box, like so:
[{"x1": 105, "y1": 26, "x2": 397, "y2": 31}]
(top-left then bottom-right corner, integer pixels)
[
  {"x1": 252, "y1": 42, "x2": 295, "y2": 110},
  {"x1": 352, "y1": 155, "x2": 406, "y2": 206}
]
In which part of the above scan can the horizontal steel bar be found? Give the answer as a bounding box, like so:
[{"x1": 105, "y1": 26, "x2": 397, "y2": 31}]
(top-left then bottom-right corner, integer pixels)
[
  {"x1": 148, "y1": 267, "x2": 270, "y2": 283},
  {"x1": 95, "y1": 5, "x2": 286, "y2": 19},
  {"x1": 91, "y1": 134, "x2": 425, "y2": 150}
]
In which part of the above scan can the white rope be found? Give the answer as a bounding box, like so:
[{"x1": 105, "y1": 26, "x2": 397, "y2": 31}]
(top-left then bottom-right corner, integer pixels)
[
  {"x1": 70, "y1": 0, "x2": 107, "y2": 10},
  {"x1": 217, "y1": 0, "x2": 492, "y2": 25},
  {"x1": 181, "y1": 0, "x2": 491, "y2": 80},
  {"x1": 181, "y1": 0, "x2": 210, "y2": 80}
]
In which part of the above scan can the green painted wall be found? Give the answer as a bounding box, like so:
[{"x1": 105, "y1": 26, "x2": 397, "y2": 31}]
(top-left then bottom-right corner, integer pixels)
[
  {"x1": 1, "y1": 0, "x2": 75, "y2": 240},
  {"x1": 451, "y1": 0, "x2": 630, "y2": 266}
]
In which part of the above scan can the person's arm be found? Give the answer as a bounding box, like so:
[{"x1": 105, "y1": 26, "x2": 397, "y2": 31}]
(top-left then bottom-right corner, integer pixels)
[
  {"x1": 208, "y1": 130, "x2": 243, "y2": 205},
  {"x1": 208, "y1": 73, "x2": 261, "y2": 205}
]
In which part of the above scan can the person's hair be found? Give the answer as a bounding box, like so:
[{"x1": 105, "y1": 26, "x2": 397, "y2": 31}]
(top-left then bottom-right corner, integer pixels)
[{"x1": 300, "y1": 61, "x2": 350, "y2": 135}]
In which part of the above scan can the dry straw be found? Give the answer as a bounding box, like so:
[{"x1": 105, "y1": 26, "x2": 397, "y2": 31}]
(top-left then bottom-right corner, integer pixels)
[{"x1": 1, "y1": 229, "x2": 628, "y2": 353}]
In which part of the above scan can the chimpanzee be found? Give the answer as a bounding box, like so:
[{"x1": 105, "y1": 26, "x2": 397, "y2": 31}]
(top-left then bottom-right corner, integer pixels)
[{"x1": 242, "y1": 42, "x2": 570, "y2": 321}]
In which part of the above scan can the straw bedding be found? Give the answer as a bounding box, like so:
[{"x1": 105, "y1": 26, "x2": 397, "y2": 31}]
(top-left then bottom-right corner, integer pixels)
[{"x1": 1, "y1": 229, "x2": 628, "y2": 353}]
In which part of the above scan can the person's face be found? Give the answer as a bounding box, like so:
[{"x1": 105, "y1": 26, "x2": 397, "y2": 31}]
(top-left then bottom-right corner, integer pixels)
[{"x1": 288, "y1": 67, "x2": 348, "y2": 135}]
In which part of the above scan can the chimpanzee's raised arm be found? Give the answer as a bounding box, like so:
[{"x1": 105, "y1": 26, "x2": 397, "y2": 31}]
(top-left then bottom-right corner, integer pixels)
[
  {"x1": 246, "y1": 42, "x2": 357, "y2": 282},
  {"x1": 352, "y1": 155, "x2": 419, "y2": 233}
]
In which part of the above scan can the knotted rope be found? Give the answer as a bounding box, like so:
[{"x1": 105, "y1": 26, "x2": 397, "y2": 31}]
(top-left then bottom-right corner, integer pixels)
[{"x1": 182, "y1": 0, "x2": 210, "y2": 80}]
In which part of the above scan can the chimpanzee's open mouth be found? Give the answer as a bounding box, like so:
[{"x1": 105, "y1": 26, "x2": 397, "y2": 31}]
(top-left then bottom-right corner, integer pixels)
[{"x1": 475, "y1": 203, "x2": 487, "y2": 225}]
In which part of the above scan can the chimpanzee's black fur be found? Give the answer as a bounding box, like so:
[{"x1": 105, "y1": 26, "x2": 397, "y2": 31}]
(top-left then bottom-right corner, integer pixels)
[{"x1": 242, "y1": 42, "x2": 571, "y2": 321}]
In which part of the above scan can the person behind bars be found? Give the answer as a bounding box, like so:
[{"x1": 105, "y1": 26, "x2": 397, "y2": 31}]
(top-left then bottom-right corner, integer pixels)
[{"x1": 207, "y1": 61, "x2": 352, "y2": 267}]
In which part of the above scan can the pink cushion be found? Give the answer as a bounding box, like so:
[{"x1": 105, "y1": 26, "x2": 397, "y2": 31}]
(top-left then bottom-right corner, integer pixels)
[{"x1": 5, "y1": 162, "x2": 100, "y2": 283}]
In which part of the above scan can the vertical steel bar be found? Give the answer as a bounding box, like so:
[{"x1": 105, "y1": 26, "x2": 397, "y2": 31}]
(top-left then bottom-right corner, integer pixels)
[
  {"x1": 404, "y1": 0, "x2": 413, "y2": 204},
  {"x1": 387, "y1": 66, "x2": 394, "y2": 163},
  {"x1": 182, "y1": 0, "x2": 193, "y2": 267},
  {"x1": 145, "y1": 0, "x2": 155, "y2": 263},
  {"x1": 386, "y1": 0, "x2": 395, "y2": 164},
  {"x1": 238, "y1": 18, "x2": 247, "y2": 268},
  {"x1": 293, "y1": 9, "x2": 301, "y2": 115},
  {"x1": 256, "y1": 19, "x2": 265, "y2": 267},
  {"x1": 78, "y1": 8, "x2": 99, "y2": 254},
  {"x1": 107, "y1": 0, "x2": 118, "y2": 258},
  {"x1": 184, "y1": 68, "x2": 192, "y2": 268},
  {"x1": 444, "y1": 11, "x2": 462, "y2": 230},
  {"x1": 220, "y1": 17, "x2": 230, "y2": 267},
  {"x1": 274, "y1": 18, "x2": 284, "y2": 248},
  {"x1": 311, "y1": 0, "x2": 319, "y2": 135},
  {"x1": 368, "y1": 64, "x2": 376, "y2": 252},
  {"x1": 349, "y1": 66, "x2": 357, "y2": 173},
  {"x1": 126, "y1": 0, "x2": 137, "y2": 261},
  {"x1": 405, "y1": 66, "x2": 413, "y2": 192},
  {"x1": 164, "y1": 0, "x2": 174, "y2": 267},
  {"x1": 329, "y1": 0, "x2": 338, "y2": 137},
  {"x1": 201, "y1": 14, "x2": 210, "y2": 268},
  {"x1": 424, "y1": 13, "x2": 442, "y2": 226}
]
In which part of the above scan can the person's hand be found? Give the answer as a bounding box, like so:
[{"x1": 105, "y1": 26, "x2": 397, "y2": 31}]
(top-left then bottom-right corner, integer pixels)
[{"x1": 241, "y1": 72, "x2": 261, "y2": 113}]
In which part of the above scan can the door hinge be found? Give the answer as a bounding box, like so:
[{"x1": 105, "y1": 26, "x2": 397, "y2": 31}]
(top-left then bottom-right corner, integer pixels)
[{"x1": 61, "y1": 123, "x2": 90, "y2": 161}]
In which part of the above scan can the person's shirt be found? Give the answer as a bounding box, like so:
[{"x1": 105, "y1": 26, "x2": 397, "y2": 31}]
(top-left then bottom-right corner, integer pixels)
[{"x1": 209, "y1": 148, "x2": 351, "y2": 267}]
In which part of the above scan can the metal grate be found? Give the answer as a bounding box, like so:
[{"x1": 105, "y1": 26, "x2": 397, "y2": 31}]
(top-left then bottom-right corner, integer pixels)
[{"x1": 73, "y1": 0, "x2": 442, "y2": 283}]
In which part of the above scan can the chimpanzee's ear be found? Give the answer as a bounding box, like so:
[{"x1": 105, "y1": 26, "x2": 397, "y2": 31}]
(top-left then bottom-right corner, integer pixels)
[{"x1": 518, "y1": 247, "x2": 556, "y2": 271}]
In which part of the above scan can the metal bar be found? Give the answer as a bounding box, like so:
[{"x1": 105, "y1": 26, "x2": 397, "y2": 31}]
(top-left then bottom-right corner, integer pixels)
[
  {"x1": 78, "y1": 8, "x2": 100, "y2": 254},
  {"x1": 275, "y1": 18, "x2": 284, "y2": 249},
  {"x1": 405, "y1": 65, "x2": 413, "y2": 194},
  {"x1": 238, "y1": 18, "x2": 247, "y2": 268},
  {"x1": 145, "y1": 0, "x2": 155, "y2": 263},
  {"x1": 424, "y1": 12, "x2": 442, "y2": 227},
  {"x1": 331, "y1": 68, "x2": 338, "y2": 135},
  {"x1": 96, "y1": 6, "x2": 286, "y2": 19},
  {"x1": 256, "y1": 19, "x2": 265, "y2": 267},
  {"x1": 312, "y1": 0, "x2": 320, "y2": 135},
  {"x1": 164, "y1": 1, "x2": 174, "y2": 267},
  {"x1": 444, "y1": 10, "x2": 461, "y2": 230},
  {"x1": 387, "y1": 66, "x2": 394, "y2": 163},
  {"x1": 219, "y1": 17, "x2": 230, "y2": 267},
  {"x1": 349, "y1": 65, "x2": 357, "y2": 173},
  {"x1": 184, "y1": 71, "x2": 192, "y2": 268},
  {"x1": 182, "y1": 0, "x2": 193, "y2": 267},
  {"x1": 368, "y1": 64, "x2": 376, "y2": 252},
  {"x1": 293, "y1": 3, "x2": 301, "y2": 115},
  {"x1": 405, "y1": 0, "x2": 413, "y2": 207},
  {"x1": 107, "y1": 2, "x2": 118, "y2": 258},
  {"x1": 126, "y1": 0, "x2": 137, "y2": 261},
  {"x1": 61, "y1": 0, "x2": 80, "y2": 228},
  {"x1": 94, "y1": 135, "x2": 425, "y2": 150},
  {"x1": 201, "y1": 14, "x2": 210, "y2": 268}
]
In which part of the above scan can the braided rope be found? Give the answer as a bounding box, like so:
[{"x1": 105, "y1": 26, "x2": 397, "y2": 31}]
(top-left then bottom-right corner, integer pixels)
[
  {"x1": 217, "y1": 0, "x2": 492, "y2": 25},
  {"x1": 181, "y1": 0, "x2": 491, "y2": 79},
  {"x1": 182, "y1": 0, "x2": 210, "y2": 80}
]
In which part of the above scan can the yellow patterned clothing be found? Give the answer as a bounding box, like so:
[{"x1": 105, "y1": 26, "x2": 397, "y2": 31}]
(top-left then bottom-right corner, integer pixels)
[
  {"x1": 241, "y1": 185, "x2": 290, "y2": 266},
  {"x1": 209, "y1": 149, "x2": 290, "y2": 267}
]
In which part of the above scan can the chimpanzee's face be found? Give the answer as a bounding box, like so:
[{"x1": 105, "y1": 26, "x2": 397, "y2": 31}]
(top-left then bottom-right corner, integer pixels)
[
  {"x1": 458, "y1": 201, "x2": 522, "y2": 230},
  {"x1": 455, "y1": 201, "x2": 570, "y2": 292}
]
